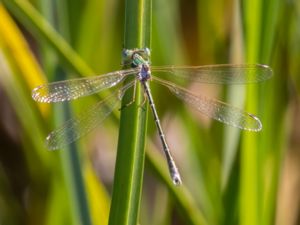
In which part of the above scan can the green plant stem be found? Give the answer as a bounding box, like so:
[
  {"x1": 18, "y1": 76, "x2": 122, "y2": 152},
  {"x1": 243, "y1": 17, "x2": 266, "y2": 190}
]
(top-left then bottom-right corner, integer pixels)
[
  {"x1": 108, "y1": 0, "x2": 151, "y2": 225},
  {"x1": 241, "y1": 1, "x2": 280, "y2": 225},
  {"x1": 240, "y1": 0, "x2": 262, "y2": 223}
]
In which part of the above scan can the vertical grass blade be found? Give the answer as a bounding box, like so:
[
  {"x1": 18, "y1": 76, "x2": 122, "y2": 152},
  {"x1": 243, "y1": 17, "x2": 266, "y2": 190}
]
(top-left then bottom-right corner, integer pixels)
[
  {"x1": 258, "y1": 1, "x2": 283, "y2": 225},
  {"x1": 108, "y1": 0, "x2": 151, "y2": 225},
  {"x1": 240, "y1": 0, "x2": 263, "y2": 224},
  {"x1": 38, "y1": 1, "x2": 93, "y2": 225},
  {"x1": 241, "y1": 0, "x2": 280, "y2": 225}
]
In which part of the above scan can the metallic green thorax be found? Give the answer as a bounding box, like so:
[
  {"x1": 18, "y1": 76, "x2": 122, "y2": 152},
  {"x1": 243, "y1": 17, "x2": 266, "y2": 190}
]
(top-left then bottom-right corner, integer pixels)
[{"x1": 132, "y1": 53, "x2": 148, "y2": 67}]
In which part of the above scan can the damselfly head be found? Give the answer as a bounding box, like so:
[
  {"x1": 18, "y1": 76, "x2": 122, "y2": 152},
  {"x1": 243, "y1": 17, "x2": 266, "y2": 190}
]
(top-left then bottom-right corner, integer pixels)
[
  {"x1": 122, "y1": 48, "x2": 151, "y2": 65},
  {"x1": 142, "y1": 47, "x2": 151, "y2": 57}
]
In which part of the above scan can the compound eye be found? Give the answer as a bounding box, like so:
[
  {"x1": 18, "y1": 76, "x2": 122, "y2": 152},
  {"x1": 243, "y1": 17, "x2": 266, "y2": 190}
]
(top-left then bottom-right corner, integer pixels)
[
  {"x1": 122, "y1": 49, "x2": 132, "y2": 58},
  {"x1": 143, "y1": 48, "x2": 151, "y2": 57}
]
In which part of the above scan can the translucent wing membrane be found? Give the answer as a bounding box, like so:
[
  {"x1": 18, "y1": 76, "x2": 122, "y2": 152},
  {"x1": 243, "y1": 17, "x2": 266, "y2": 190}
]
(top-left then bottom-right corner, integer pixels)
[
  {"x1": 151, "y1": 64, "x2": 272, "y2": 84},
  {"x1": 32, "y1": 68, "x2": 138, "y2": 103},
  {"x1": 46, "y1": 81, "x2": 134, "y2": 150},
  {"x1": 153, "y1": 77, "x2": 262, "y2": 131}
]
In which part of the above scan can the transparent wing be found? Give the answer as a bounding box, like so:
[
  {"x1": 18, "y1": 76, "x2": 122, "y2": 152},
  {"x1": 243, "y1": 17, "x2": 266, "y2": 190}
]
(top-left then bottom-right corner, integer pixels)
[
  {"x1": 151, "y1": 64, "x2": 272, "y2": 84},
  {"x1": 46, "y1": 81, "x2": 134, "y2": 150},
  {"x1": 32, "y1": 68, "x2": 139, "y2": 103},
  {"x1": 153, "y1": 77, "x2": 262, "y2": 131}
]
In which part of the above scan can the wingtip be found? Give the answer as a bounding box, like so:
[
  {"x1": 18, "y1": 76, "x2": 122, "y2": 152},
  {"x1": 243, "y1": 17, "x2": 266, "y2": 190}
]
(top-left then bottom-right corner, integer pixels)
[
  {"x1": 45, "y1": 133, "x2": 60, "y2": 151},
  {"x1": 258, "y1": 64, "x2": 273, "y2": 80},
  {"x1": 32, "y1": 85, "x2": 49, "y2": 103},
  {"x1": 248, "y1": 114, "x2": 263, "y2": 132},
  {"x1": 32, "y1": 86, "x2": 41, "y2": 101}
]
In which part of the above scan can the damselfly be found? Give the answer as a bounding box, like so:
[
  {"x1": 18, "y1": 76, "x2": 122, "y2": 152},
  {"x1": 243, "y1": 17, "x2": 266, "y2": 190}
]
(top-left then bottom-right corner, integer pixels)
[{"x1": 32, "y1": 48, "x2": 272, "y2": 185}]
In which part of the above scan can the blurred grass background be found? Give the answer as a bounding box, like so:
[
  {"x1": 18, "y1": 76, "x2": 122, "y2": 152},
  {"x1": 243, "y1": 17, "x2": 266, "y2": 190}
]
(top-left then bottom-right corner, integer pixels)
[{"x1": 0, "y1": 0, "x2": 299, "y2": 225}]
